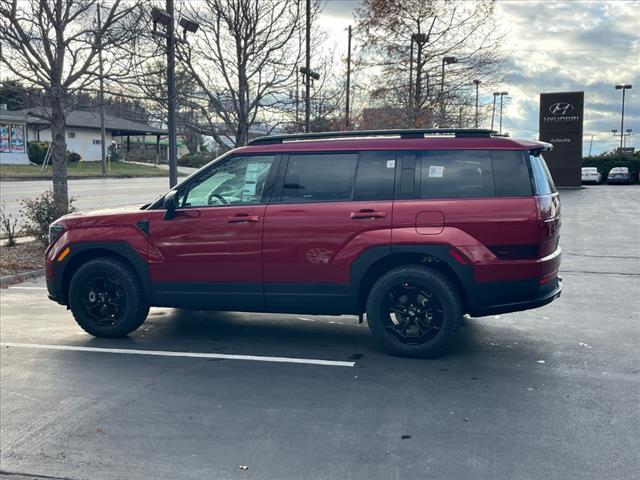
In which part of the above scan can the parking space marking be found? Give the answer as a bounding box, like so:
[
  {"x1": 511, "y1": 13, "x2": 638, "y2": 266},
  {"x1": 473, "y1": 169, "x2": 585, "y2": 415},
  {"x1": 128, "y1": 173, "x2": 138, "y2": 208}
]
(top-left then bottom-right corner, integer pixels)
[
  {"x1": 5, "y1": 286, "x2": 47, "y2": 290},
  {"x1": 0, "y1": 342, "x2": 356, "y2": 367}
]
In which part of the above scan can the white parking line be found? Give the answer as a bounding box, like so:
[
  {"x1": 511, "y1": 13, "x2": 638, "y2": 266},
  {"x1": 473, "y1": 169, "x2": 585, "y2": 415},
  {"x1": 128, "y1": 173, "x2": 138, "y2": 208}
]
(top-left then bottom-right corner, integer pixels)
[
  {"x1": 5, "y1": 286, "x2": 47, "y2": 290},
  {"x1": 0, "y1": 342, "x2": 356, "y2": 367}
]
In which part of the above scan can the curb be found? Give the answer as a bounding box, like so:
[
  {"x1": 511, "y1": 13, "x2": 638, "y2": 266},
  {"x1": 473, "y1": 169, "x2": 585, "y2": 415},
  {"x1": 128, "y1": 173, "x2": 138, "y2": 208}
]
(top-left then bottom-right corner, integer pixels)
[{"x1": 0, "y1": 268, "x2": 45, "y2": 287}]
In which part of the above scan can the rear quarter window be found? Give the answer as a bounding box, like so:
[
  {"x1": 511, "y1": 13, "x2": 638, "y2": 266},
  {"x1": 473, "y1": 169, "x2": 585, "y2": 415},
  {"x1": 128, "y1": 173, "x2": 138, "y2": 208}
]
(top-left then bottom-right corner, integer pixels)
[
  {"x1": 529, "y1": 153, "x2": 557, "y2": 195},
  {"x1": 491, "y1": 150, "x2": 533, "y2": 196},
  {"x1": 420, "y1": 150, "x2": 494, "y2": 199}
]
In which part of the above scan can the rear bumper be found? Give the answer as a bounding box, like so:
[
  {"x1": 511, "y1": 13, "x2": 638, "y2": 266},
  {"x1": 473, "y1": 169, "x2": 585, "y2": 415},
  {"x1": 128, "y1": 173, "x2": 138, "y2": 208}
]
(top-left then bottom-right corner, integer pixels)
[{"x1": 469, "y1": 276, "x2": 562, "y2": 317}]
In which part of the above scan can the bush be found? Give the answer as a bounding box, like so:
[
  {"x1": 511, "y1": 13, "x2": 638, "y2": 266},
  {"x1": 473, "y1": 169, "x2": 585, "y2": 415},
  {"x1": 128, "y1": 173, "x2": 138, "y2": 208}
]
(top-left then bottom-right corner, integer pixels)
[
  {"x1": 108, "y1": 143, "x2": 120, "y2": 162},
  {"x1": 27, "y1": 141, "x2": 50, "y2": 165},
  {"x1": 66, "y1": 151, "x2": 81, "y2": 163},
  {"x1": 21, "y1": 190, "x2": 76, "y2": 246},
  {"x1": 582, "y1": 153, "x2": 640, "y2": 180},
  {"x1": 178, "y1": 152, "x2": 216, "y2": 168},
  {"x1": 0, "y1": 202, "x2": 20, "y2": 247}
]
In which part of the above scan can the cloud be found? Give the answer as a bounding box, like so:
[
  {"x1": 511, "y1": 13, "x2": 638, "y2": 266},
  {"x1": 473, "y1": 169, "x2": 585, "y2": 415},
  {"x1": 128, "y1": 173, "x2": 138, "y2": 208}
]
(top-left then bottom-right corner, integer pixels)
[{"x1": 319, "y1": 0, "x2": 640, "y2": 153}]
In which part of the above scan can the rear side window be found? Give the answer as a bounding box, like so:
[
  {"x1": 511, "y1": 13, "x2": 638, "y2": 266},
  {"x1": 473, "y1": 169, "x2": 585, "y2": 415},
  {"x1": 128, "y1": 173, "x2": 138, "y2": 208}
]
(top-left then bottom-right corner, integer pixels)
[
  {"x1": 529, "y1": 153, "x2": 557, "y2": 195},
  {"x1": 354, "y1": 151, "x2": 396, "y2": 200},
  {"x1": 420, "y1": 150, "x2": 494, "y2": 199},
  {"x1": 491, "y1": 150, "x2": 533, "y2": 196},
  {"x1": 282, "y1": 153, "x2": 358, "y2": 202}
]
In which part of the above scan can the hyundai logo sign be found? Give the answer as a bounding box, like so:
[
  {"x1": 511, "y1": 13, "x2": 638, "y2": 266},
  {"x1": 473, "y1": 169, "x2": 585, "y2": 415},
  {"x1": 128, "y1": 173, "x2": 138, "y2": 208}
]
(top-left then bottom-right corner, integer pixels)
[{"x1": 549, "y1": 102, "x2": 575, "y2": 116}]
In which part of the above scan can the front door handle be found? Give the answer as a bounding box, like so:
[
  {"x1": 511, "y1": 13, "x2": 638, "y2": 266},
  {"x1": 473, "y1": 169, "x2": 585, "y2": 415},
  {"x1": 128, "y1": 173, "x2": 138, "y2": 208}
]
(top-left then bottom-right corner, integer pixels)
[
  {"x1": 350, "y1": 209, "x2": 387, "y2": 219},
  {"x1": 228, "y1": 214, "x2": 260, "y2": 223}
]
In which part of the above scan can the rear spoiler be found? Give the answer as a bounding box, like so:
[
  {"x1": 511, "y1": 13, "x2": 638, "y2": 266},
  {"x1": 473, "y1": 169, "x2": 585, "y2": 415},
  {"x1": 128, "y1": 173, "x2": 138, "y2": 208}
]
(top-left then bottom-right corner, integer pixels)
[{"x1": 530, "y1": 141, "x2": 553, "y2": 155}]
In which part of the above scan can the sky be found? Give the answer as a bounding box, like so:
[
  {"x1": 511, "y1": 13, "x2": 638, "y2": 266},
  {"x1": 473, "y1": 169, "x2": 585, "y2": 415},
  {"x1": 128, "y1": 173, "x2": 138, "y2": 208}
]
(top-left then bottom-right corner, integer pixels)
[{"x1": 318, "y1": 0, "x2": 640, "y2": 155}]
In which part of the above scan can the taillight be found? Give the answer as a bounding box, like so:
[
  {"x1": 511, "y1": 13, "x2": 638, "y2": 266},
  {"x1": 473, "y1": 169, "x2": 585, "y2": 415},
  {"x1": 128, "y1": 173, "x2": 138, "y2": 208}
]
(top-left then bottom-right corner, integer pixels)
[{"x1": 536, "y1": 194, "x2": 561, "y2": 257}]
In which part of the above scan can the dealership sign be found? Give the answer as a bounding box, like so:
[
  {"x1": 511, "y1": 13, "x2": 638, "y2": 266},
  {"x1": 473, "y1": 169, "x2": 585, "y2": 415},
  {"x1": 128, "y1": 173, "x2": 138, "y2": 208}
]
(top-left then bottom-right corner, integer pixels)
[{"x1": 539, "y1": 91, "x2": 584, "y2": 187}]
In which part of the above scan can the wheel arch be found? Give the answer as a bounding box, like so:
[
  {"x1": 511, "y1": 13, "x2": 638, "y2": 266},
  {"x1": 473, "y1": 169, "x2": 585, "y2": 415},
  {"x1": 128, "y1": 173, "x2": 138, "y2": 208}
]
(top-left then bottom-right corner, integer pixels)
[
  {"x1": 352, "y1": 246, "x2": 472, "y2": 314},
  {"x1": 60, "y1": 243, "x2": 151, "y2": 305}
]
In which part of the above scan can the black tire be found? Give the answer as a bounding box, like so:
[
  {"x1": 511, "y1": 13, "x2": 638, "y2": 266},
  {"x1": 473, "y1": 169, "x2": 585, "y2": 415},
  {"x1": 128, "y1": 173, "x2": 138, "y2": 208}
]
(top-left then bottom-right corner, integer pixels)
[
  {"x1": 69, "y1": 257, "x2": 149, "y2": 338},
  {"x1": 366, "y1": 265, "x2": 463, "y2": 358}
]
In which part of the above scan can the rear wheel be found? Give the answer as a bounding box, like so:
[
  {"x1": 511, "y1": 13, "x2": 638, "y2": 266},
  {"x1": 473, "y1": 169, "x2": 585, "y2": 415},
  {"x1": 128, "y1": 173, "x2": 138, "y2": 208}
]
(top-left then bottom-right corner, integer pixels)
[
  {"x1": 366, "y1": 266, "x2": 463, "y2": 358},
  {"x1": 69, "y1": 257, "x2": 149, "y2": 337}
]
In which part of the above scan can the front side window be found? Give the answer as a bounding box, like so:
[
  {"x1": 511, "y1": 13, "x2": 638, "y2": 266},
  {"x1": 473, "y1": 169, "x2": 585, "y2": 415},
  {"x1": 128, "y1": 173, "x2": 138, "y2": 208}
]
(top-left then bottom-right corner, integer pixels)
[
  {"x1": 282, "y1": 153, "x2": 358, "y2": 202},
  {"x1": 420, "y1": 150, "x2": 494, "y2": 199},
  {"x1": 178, "y1": 155, "x2": 275, "y2": 207}
]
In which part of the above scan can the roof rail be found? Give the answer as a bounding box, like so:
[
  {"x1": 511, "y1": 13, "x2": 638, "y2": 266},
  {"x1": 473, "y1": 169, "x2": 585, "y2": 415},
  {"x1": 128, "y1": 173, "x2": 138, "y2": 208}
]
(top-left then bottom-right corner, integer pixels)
[{"x1": 248, "y1": 128, "x2": 497, "y2": 145}]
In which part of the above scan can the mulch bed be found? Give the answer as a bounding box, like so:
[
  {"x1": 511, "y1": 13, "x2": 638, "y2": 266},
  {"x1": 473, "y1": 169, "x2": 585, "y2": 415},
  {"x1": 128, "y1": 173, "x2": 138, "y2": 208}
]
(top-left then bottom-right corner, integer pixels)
[{"x1": 0, "y1": 241, "x2": 46, "y2": 277}]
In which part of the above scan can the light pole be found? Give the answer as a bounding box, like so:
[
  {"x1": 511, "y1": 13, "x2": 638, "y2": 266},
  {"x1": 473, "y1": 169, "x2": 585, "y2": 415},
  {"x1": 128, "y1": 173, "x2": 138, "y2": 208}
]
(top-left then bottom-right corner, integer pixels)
[
  {"x1": 305, "y1": 0, "x2": 311, "y2": 132},
  {"x1": 615, "y1": 84, "x2": 632, "y2": 155},
  {"x1": 345, "y1": 25, "x2": 352, "y2": 129},
  {"x1": 440, "y1": 56, "x2": 457, "y2": 127},
  {"x1": 473, "y1": 79, "x2": 481, "y2": 128},
  {"x1": 150, "y1": 4, "x2": 199, "y2": 188},
  {"x1": 624, "y1": 129, "x2": 632, "y2": 148},
  {"x1": 491, "y1": 92, "x2": 499, "y2": 130},
  {"x1": 499, "y1": 91, "x2": 508, "y2": 134}
]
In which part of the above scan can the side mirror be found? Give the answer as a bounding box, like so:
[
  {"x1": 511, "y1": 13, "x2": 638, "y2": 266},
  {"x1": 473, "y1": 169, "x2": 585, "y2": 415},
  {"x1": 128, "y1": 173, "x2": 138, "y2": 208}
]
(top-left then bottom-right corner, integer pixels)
[{"x1": 164, "y1": 190, "x2": 178, "y2": 220}]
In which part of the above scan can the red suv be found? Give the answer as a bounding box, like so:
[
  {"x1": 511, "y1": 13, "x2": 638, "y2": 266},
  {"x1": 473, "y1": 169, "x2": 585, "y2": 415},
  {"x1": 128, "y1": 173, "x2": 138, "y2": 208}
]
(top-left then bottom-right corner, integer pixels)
[{"x1": 45, "y1": 129, "x2": 562, "y2": 357}]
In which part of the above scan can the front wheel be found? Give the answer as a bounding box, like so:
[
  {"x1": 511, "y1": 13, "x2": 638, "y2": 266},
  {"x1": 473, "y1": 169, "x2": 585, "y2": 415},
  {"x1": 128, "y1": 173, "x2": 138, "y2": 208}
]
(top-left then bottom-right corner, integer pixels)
[
  {"x1": 69, "y1": 257, "x2": 149, "y2": 337},
  {"x1": 366, "y1": 266, "x2": 463, "y2": 358}
]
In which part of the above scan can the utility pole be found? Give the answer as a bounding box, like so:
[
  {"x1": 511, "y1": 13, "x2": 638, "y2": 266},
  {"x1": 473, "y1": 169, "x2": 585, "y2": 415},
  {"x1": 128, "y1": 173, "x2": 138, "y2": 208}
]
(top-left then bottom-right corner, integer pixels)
[
  {"x1": 414, "y1": 33, "x2": 427, "y2": 126},
  {"x1": 345, "y1": 25, "x2": 352, "y2": 129},
  {"x1": 491, "y1": 92, "x2": 498, "y2": 130},
  {"x1": 588, "y1": 134, "x2": 593, "y2": 156},
  {"x1": 166, "y1": 0, "x2": 178, "y2": 187},
  {"x1": 97, "y1": 2, "x2": 107, "y2": 175},
  {"x1": 473, "y1": 79, "x2": 481, "y2": 128},
  {"x1": 615, "y1": 84, "x2": 632, "y2": 157},
  {"x1": 295, "y1": 68, "x2": 300, "y2": 130},
  {"x1": 305, "y1": 0, "x2": 311, "y2": 133},
  {"x1": 408, "y1": 36, "x2": 414, "y2": 109}
]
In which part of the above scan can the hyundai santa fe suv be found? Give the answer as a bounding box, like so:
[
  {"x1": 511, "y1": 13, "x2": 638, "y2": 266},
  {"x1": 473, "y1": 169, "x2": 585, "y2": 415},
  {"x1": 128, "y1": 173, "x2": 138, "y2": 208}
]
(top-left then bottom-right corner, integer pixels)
[{"x1": 45, "y1": 128, "x2": 562, "y2": 358}]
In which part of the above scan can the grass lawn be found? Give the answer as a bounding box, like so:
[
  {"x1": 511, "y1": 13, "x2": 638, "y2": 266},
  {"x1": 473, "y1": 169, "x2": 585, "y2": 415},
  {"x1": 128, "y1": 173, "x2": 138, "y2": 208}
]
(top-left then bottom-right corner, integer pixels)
[{"x1": 0, "y1": 161, "x2": 175, "y2": 180}]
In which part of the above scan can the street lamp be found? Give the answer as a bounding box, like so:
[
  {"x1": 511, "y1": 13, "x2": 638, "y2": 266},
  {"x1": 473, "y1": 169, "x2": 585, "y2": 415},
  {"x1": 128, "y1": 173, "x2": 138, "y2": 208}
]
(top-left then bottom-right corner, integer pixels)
[
  {"x1": 615, "y1": 84, "x2": 632, "y2": 156},
  {"x1": 624, "y1": 128, "x2": 633, "y2": 148},
  {"x1": 149, "y1": 2, "x2": 199, "y2": 188},
  {"x1": 440, "y1": 56, "x2": 457, "y2": 127},
  {"x1": 473, "y1": 79, "x2": 481, "y2": 128},
  {"x1": 499, "y1": 91, "x2": 508, "y2": 134},
  {"x1": 491, "y1": 92, "x2": 499, "y2": 130}
]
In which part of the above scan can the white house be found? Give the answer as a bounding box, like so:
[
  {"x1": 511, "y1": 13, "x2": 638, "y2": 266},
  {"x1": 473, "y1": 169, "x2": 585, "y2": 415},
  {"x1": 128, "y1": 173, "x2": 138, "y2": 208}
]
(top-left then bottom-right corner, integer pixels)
[{"x1": 1, "y1": 107, "x2": 170, "y2": 164}]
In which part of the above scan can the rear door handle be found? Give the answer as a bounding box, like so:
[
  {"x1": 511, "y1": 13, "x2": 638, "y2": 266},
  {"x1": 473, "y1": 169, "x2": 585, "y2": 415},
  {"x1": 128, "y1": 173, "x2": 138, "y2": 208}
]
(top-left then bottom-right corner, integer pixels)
[
  {"x1": 350, "y1": 209, "x2": 387, "y2": 219},
  {"x1": 228, "y1": 214, "x2": 260, "y2": 223}
]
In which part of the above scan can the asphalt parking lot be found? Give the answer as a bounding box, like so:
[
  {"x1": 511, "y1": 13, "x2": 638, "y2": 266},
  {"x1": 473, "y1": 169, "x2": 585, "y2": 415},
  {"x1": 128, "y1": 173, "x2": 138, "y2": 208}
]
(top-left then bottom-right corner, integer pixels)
[{"x1": 1, "y1": 185, "x2": 639, "y2": 480}]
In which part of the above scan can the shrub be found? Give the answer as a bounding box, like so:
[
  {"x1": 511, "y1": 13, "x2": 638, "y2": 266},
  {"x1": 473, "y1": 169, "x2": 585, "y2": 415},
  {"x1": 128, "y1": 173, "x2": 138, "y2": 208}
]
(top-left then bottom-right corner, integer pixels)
[
  {"x1": 66, "y1": 151, "x2": 81, "y2": 163},
  {"x1": 21, "y1": 190, "x2": 76, "y2": 246},
  {"x1": 582, "y1": 153, "x2": 640, "y2": 180},
  {"x1": 108, "y1": 143, "x2": 120, "y2": 162},
  {"x1": 178, "y1": 152, "x2": 216, "y2": 168},
  {"x1": 0, "y1": 202, "x2": 20, "y2": 247},
  {"x1": 27, "y1": 141, "x2": 51, "y2": 165}
]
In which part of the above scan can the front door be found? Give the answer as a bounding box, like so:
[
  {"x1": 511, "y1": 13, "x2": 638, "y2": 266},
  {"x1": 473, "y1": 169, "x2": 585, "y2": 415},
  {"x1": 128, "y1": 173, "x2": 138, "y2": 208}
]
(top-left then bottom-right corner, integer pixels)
[{"x1": 147, "y1": 154, "x2": 278, "y2": 309}]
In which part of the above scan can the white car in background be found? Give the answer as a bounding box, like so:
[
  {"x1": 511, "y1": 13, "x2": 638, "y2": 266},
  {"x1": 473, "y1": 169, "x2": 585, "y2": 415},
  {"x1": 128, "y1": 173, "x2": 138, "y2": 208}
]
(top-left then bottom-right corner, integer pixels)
[{"x1": 581, "y1": 167, "x2": 602, "y2": 184}]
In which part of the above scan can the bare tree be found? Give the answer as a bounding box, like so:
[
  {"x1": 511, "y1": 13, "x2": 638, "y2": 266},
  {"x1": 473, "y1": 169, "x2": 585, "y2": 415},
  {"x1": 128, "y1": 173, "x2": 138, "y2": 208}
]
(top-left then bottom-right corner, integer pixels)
[
  {"x1": 0, "y1": 0, "x2": 143, "y2": 211},
  {"x1": 355, "y1": 0, "x2": 503, "y2": 129},
  {"x1": 175, "y1": 0, "x2": 304, "y2": 149}
]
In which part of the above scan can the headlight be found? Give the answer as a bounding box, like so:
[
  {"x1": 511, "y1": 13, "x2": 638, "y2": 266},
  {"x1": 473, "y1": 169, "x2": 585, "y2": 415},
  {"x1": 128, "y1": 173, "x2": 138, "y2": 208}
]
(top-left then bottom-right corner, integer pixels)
[{"x1": 49, "y1": 223, "x2": 65, "y2": 245}]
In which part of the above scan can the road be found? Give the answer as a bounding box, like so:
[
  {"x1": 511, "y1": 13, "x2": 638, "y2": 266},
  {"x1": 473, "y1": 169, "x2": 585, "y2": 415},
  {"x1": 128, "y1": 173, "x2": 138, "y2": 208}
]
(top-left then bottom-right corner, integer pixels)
[
  {"x1": 0, "y1": 177, "x2": 176, "y2": 218},
  {"x1": 1, "y1": 186, "x2": 639, "y2": 480}
]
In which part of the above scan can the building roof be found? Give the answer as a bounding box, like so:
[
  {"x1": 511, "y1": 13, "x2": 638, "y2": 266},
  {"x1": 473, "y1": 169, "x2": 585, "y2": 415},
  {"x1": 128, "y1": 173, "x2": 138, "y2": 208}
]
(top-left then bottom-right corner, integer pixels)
[
  {"x1": 12, "y1": 108, "x2": 167, "y2": 136},
  {"x1": 0, "y1": 108, "x2": 28, "y2": 123}
]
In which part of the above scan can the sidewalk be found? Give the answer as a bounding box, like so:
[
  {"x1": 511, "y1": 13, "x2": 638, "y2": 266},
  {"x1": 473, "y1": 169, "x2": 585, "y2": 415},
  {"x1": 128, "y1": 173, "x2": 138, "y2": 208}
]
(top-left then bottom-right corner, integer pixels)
[{"x1": 123, "y1": 160, "x2": 199, "y2": 176}]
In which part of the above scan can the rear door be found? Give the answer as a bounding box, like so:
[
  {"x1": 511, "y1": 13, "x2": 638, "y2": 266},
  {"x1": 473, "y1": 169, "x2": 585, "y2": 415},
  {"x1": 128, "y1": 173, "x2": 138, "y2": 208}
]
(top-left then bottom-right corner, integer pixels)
[{"x1": 262, "y1": 151, "x2": 395, "y2": 311}]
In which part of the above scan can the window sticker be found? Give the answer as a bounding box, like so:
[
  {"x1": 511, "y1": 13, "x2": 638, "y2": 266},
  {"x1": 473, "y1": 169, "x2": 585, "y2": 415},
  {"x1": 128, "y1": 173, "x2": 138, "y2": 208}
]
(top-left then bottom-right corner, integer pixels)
[
  {"x1": 428, "y1": 165, "x2": 445, "y2": 178},
  {"x1": 386, "y1": 160, "x2": 396, "y2": 169}
]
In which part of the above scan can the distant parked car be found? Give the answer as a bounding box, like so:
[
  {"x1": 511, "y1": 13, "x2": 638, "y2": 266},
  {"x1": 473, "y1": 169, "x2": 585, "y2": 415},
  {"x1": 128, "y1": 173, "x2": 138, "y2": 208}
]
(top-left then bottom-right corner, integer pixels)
[
  {"x1": 581, "y1": 167, "x2": 602, "y2": 184},
  {"x1": 607, "y1": 167, "x2": 632, "y2": 185}
]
